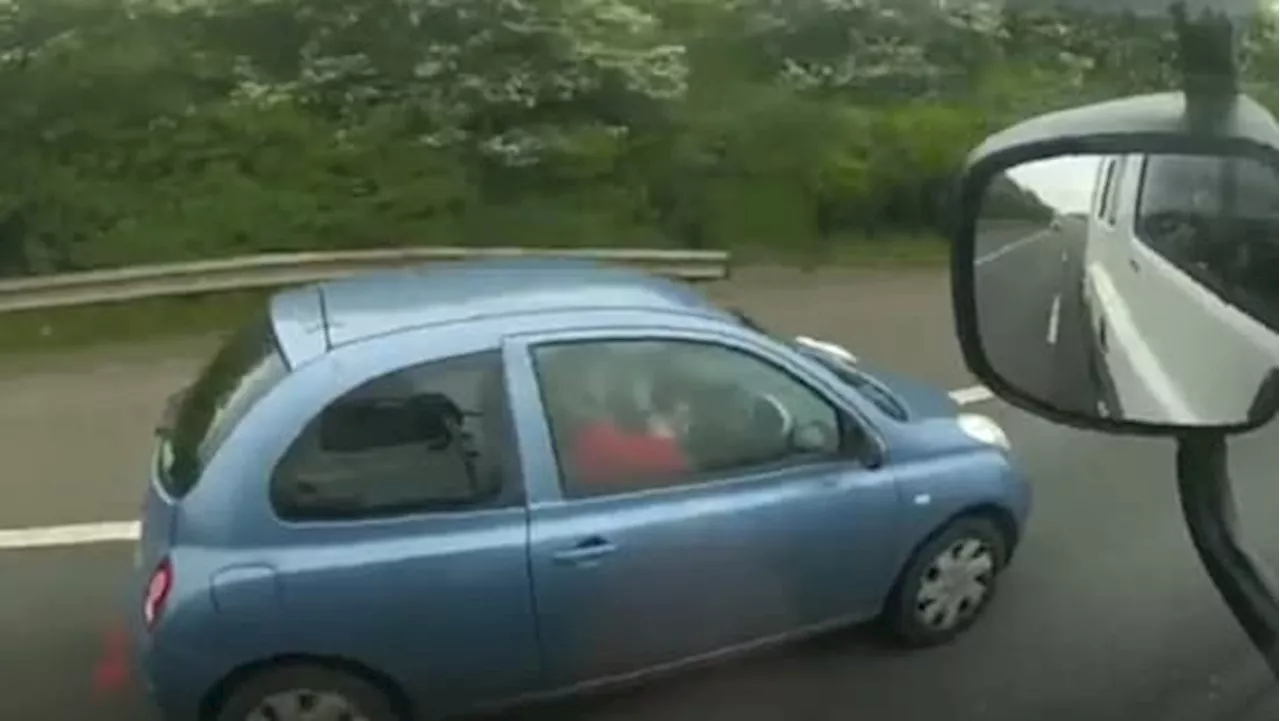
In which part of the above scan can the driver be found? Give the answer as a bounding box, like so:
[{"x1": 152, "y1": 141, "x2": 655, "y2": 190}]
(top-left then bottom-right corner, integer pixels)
[
  {"x1": 566, "y1": 373, "x2": 691, "y2": 490},
  {"x1": 648, "y1": 372, "x2": 693, "y2": 441}
]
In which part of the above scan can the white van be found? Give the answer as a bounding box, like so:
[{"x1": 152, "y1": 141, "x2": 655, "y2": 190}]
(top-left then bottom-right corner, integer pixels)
[{"x1": 1079, "y1": 152, "x2": 1277, "y2": 424}]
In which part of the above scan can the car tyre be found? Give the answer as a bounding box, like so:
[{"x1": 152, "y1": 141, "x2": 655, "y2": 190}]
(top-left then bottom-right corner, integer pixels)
[
  {"x1": 211, "y1": 663, "x2": 402, "y2": 721},
  {"x1": 883, "y1": 515, "x2": 1008, "y2": 648}
]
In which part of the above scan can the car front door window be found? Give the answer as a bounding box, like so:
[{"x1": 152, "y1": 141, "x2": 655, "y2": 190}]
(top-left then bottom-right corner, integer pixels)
[{"x1": 532, "y1": 337, "x2": 845, "y2": 499}]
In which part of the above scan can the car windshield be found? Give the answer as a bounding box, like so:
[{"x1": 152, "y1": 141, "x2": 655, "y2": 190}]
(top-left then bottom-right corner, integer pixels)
[
  {"x1": 162, "y1": 315, "x2": 289, "y2": 497},
  {"x1": 735, "y1": 308, "x2": 912, "y2": 420},
  {"x1": 2, "y1": 1, "x2": 1277, "y2": 720},
  {"x1": 803, "y1": 348, "x2": 912, "y2": 421}
]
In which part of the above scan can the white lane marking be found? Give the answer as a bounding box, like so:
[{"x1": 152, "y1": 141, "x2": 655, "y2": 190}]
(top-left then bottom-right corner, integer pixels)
[
  {"x1": 0, "y1": 384, "x2": 999, "y2": 551},
  {"x1": 0, "y1": 520, "x2": 140, "y2": 550},
  {"x1": 975, "y1": 231, "x2": 1048, "y2": 267},
  {"x1": 1046, "y1": 294, "x2": 1061, "y2": 346}
]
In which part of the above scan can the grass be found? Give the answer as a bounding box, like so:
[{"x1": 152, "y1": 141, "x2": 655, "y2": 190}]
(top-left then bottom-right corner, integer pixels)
[
  {"x1": 730, "y1": 232, "x2": 950, "y2": 267},
  {"x1": 0, "y1": 236, "x2": 949, "y2": 356}
]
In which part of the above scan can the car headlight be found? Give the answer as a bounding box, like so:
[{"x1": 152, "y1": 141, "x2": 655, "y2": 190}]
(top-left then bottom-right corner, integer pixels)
[{"x1": 957, "y1": 413, "x2": 1011, "y2": 452}]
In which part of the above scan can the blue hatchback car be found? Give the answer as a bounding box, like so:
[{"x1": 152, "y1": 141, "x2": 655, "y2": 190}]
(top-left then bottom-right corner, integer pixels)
[{"x1": 128, "y1": 259, "x2": 1031, "y2": 721}]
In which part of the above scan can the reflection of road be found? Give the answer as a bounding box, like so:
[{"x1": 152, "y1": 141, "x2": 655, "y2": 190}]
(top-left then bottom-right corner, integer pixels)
[{"x1": 974, "y1": 218, "x2": 1108, "y2": 417}]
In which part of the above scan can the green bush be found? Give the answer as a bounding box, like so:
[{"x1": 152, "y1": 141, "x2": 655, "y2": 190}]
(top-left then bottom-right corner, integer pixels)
[{"x1": 0, "y1": 0, "x2": 1273, "y2": 276}]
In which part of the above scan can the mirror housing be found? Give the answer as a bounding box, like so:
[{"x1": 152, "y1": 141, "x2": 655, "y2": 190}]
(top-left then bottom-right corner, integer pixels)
[
  {"x1": 951, "y1": 91, "x2": 1278, "y2": 436},
  {"x1": 836, "y1": 415, "x2": 884, "y2": 469},
  {"x1": 1247, "y1": 368, "x2": 1279, "y2": 424}
]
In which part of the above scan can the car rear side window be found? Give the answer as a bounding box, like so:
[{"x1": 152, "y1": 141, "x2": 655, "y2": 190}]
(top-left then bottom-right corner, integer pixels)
[
  {"x1": 1095, "y1": 157, "x2": 1118, "y2": 222},
  {"x1": 163, "y1": 314, "x2": 289, "y2": 498},
  {"x1": 1104, "y1": 157, "x2": 1128, "y2": 226},
  {"x1": 270, "y1": 351, "x2": 519, "y2": 521}
]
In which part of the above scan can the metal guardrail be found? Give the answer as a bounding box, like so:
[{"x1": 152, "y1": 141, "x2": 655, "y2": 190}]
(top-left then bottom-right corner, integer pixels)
[{"x1": 0, "y1": 247, "x2": 731, "y2": 314}]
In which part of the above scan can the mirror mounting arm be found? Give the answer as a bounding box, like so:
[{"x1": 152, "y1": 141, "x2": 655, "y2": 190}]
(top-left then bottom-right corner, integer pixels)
[
  {"x1": 1175, "y1": 432, "x2": 1278, "y2": 676},
  {"x1": 1171, "y1": 3, "x2": 1238, "y2": 133}
]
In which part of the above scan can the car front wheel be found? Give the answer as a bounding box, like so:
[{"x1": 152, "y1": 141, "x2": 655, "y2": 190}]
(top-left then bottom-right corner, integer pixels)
[
  {"x1": 211, "y1": 663, "x2": 403, "y2": 721},
  {"x1": 883, "y1": 515, "x2": 1009, "y2": 647}
]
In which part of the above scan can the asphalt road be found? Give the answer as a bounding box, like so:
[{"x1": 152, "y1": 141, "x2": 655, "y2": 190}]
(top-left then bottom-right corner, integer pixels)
[
  {"x1": 0, "y1": 266, "x2": 1275, "y2": 721},
  {"x1": 975, "y1": 218, "x2": 1107, "y2": 418}
]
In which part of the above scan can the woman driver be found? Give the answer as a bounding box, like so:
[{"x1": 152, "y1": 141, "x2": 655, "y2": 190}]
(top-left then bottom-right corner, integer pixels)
[{"x1": 568, "y1": 374, "x2": 691, "y2": 489}]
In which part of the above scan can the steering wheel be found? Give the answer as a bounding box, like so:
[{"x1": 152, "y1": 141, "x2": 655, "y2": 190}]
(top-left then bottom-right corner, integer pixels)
[
  {"x1": 658, "y1": 375, "x2": 800, "y2": 471},
  {"x1": 689, "y1": 383, "x2": 794, "y2": 453},
  {"x1": 744, "y1": 391, "x2": 795, "y2": 443}
]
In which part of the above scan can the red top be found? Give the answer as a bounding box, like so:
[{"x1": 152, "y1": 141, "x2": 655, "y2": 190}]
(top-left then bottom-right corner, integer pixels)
[{"x1": 570, "y1": 421, "x2": 689, "y2": 485}]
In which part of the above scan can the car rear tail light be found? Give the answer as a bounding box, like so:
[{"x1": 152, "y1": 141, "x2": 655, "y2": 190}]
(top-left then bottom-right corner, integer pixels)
[{"x1": 143, "y1": 557, "x2": 174, "y2": 631}]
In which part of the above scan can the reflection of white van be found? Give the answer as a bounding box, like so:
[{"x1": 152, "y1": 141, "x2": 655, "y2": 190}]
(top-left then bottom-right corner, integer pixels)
[{"x1": 1080, "y1": 153, "x2": 1278, "y2": 424}]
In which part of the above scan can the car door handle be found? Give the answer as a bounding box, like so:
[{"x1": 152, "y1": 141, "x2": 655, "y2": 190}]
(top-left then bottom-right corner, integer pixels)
[
  {"x1": 552, "y1": 537, "x2": 617, "y2": 565},
  {"x1": 1128, "y1": 257, "x2": 1140, "y2": 273}
]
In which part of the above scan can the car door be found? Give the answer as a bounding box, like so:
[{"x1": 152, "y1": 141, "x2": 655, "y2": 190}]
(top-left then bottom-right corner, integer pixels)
[
  {"x1": 1119, "y1": 154, "x2": 1276, "y2": 422},
  {"x1": 503, "y1": 327, "x2": 902, "y2": 689},
  {"x1": 262, "y1": 346, "x2": 542, "y2": 713}
]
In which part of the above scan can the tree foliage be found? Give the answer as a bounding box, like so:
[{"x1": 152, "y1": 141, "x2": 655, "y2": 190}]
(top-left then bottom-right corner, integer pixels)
[
  {"x1": 0, "y1": 0, "x2": 1273, "y2": 275},
  {"x1": 984, "y1": 172, "x2": 1057, "y2": 222}
]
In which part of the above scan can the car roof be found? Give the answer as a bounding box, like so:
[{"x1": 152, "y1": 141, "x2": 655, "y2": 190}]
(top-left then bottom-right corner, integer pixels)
[{"x1": 279, "y1": 257, "x2": 734, "y2": 352}]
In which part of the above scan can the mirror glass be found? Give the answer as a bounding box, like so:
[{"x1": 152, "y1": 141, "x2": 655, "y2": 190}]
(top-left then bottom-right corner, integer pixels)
[{"x1": 972, "y1": 151, "x2": 1278, "y2": 428}]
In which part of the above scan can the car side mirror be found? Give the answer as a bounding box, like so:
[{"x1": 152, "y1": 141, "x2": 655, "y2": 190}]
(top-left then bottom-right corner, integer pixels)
[
  {"x1": 854, "y1": 433, "x2": 885, "y2": 470},
  {"x1": 952, "y1": 89, "x2": 1280, "y2": 676},
  {"x1": 835, "y1": 417, "x2": 883, "y2": 469},
  {"x1": 951, "y1": 91, "x2": 1278, "y2": 435}
]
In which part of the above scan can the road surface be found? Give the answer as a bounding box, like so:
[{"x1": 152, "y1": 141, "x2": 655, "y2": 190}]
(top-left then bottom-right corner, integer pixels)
[
  {"x1": 0, "y1": 266, "x2": 1274, "y2": 721},
  {"x1": 975, "y1": 218, "x2": 1110, "y2": 418}
]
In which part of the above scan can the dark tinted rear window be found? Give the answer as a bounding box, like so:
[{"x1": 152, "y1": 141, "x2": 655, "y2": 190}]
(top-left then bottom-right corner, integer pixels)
[{"x1": 161, "y1": 314, "x2": 289, "y2": 497}]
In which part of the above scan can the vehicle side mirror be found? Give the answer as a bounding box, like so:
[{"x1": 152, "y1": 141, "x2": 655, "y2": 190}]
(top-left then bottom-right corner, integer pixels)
[
  {"x1": 953, "y1": 88, "x2": 1280, "y2": 676},
  {"x1": 835, "y1": 417, "x2": 883, "y2": 469},
  {"x1": 951, "y1": 91, "x2": 1279, "y2": 434},
  {"x1": 1247, "y1": 368, "x2": 1279, "y2": 424}
]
